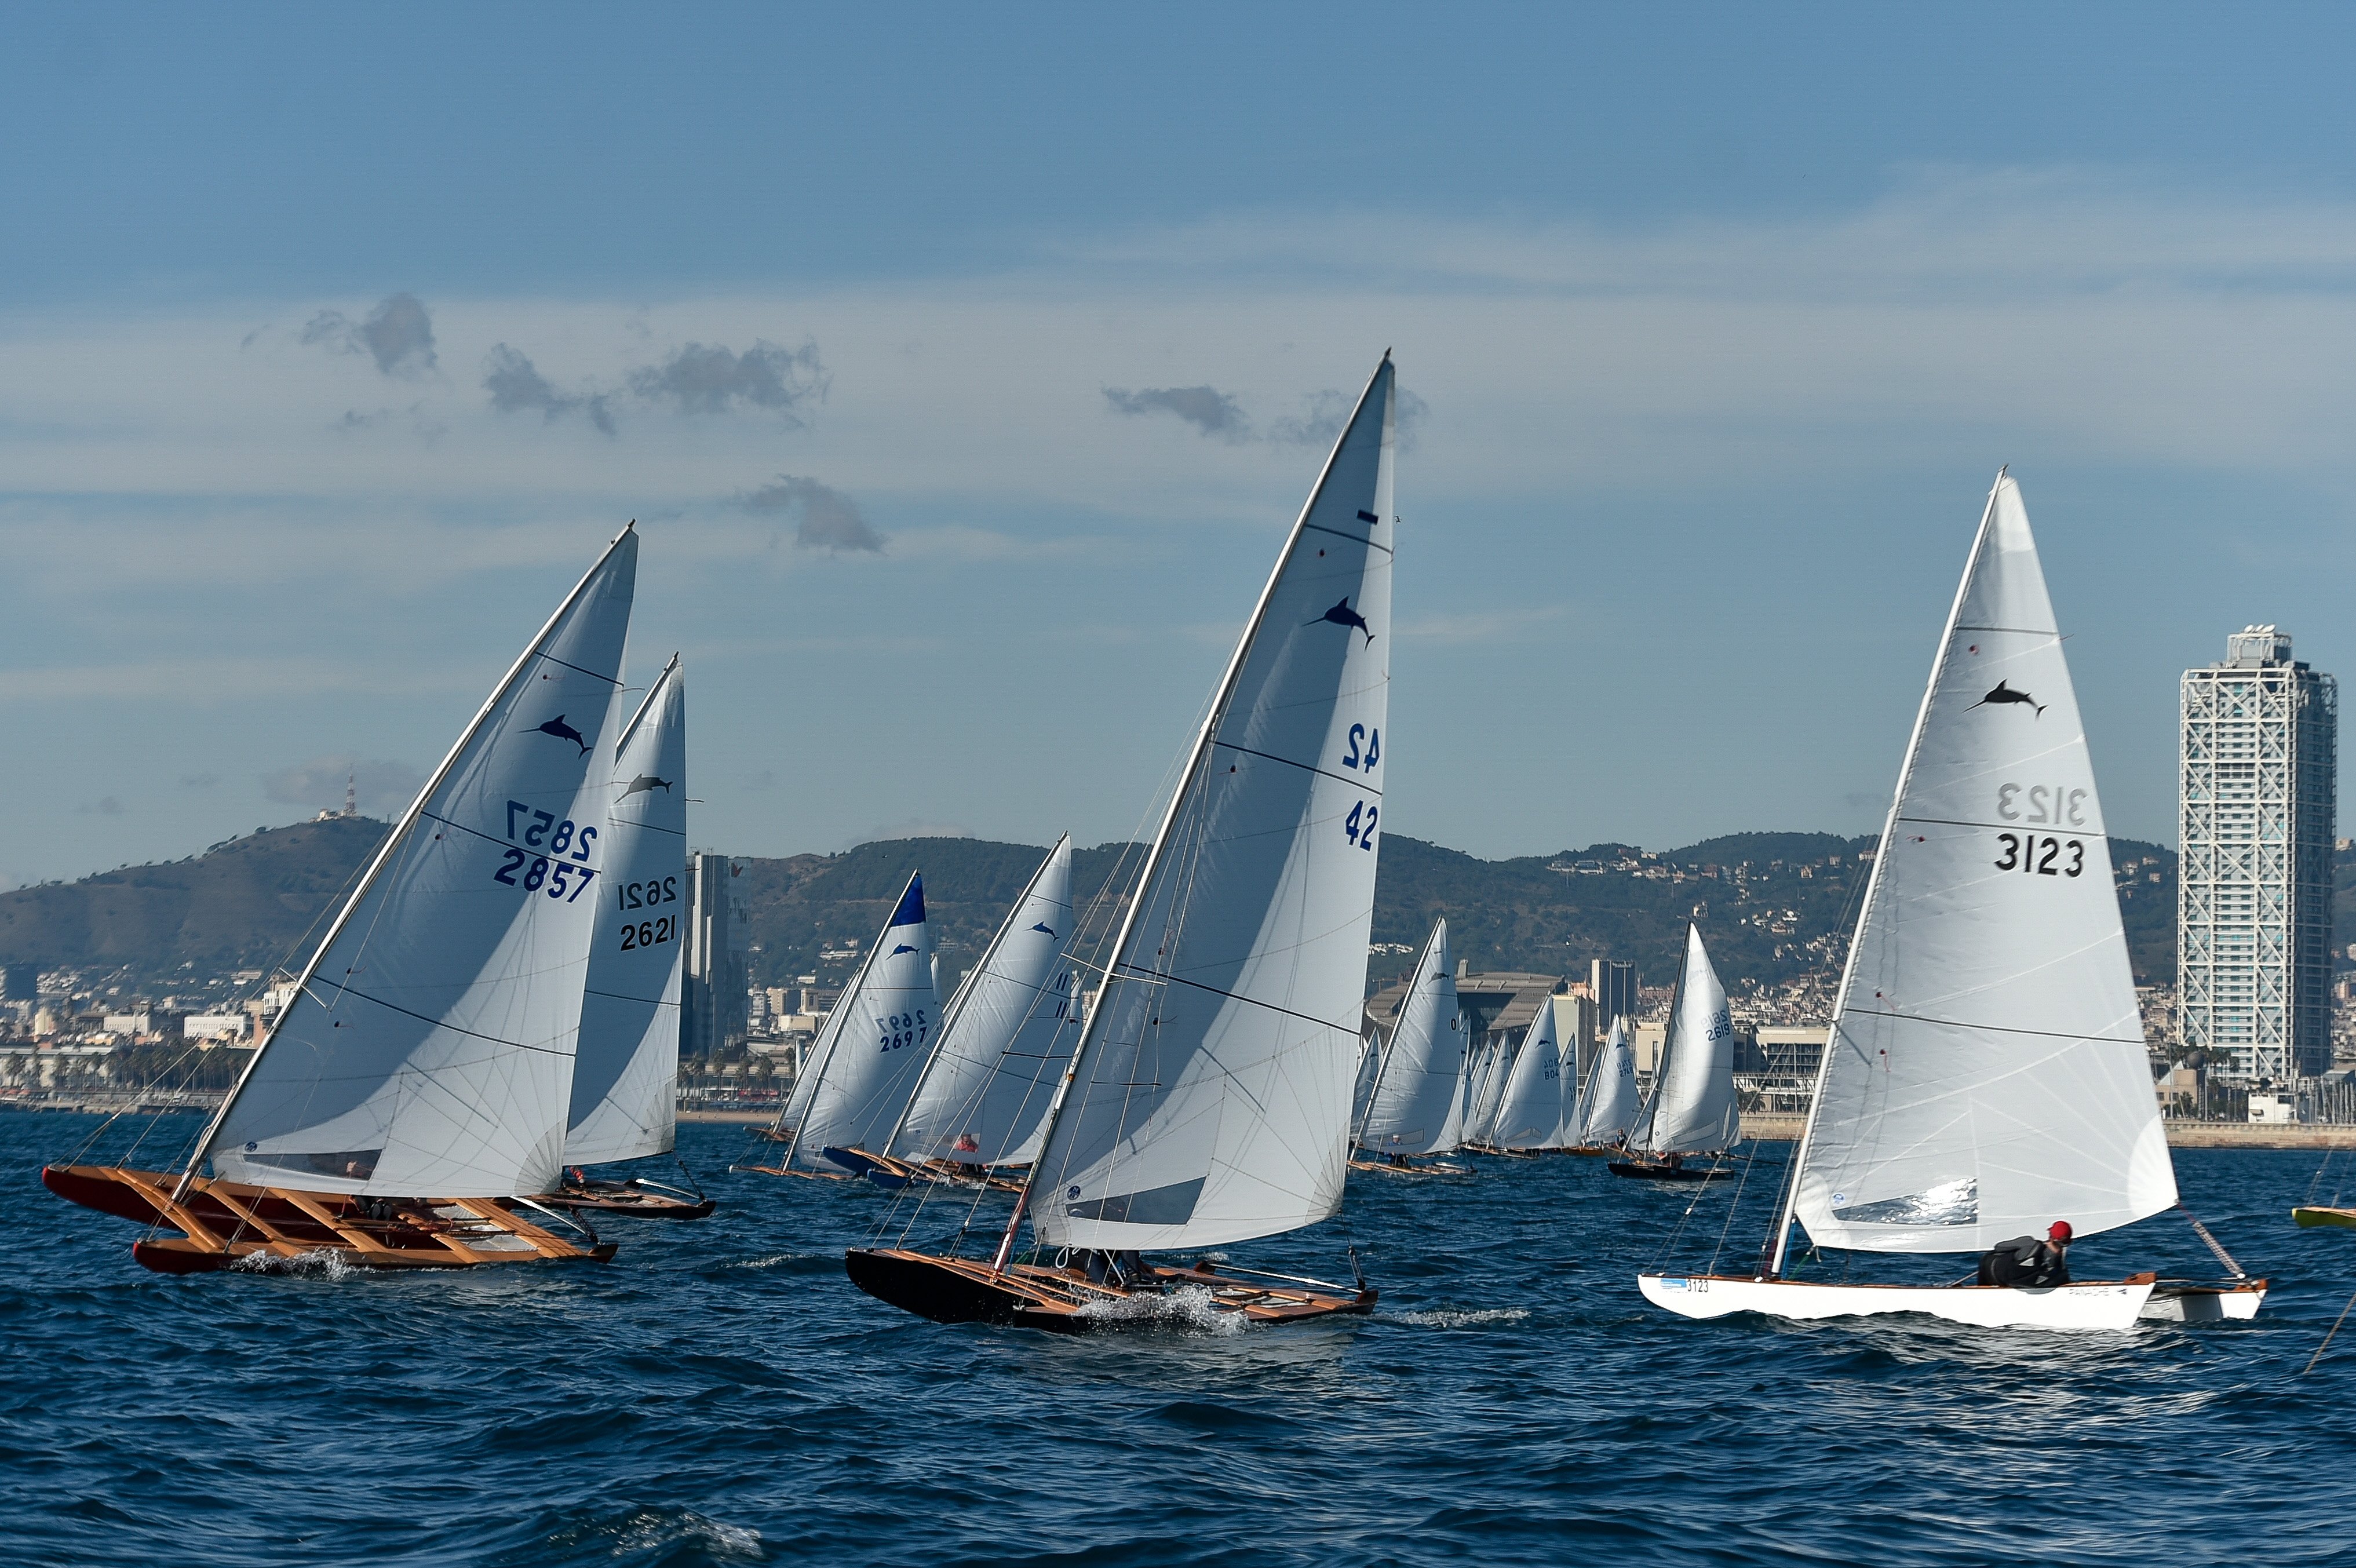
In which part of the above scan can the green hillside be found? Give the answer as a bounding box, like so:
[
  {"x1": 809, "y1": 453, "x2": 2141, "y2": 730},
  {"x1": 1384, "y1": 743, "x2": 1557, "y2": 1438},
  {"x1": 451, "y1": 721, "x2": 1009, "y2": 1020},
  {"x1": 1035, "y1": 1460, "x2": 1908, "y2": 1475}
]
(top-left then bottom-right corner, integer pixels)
[{"x1": 0, "y1": 818, "x2": 2201, "y2": 1003}]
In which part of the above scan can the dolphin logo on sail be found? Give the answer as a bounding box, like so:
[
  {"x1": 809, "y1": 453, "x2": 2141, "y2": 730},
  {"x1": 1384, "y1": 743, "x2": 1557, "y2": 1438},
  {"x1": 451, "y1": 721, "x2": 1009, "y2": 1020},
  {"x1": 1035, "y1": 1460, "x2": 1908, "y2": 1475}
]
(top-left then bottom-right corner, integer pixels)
[
  {"x1": 617, "y1": 774, "x2": 673, "y2": 800},
  {"x1": 536, "y1": 714, "x2": 592, "y2": 755},
  {"x1": 1030, "y1": 922, "x2": 1056, "y2": 938},
  {"x1": 890, "y1": 943, "x2": 917, "y2": 956},
  {"x1": 1309, "y1": 596, "x2": 1374, "y2": 647},
  {"x1": 1967, "y1": 681, "x2": 2045, "y2": 717}
]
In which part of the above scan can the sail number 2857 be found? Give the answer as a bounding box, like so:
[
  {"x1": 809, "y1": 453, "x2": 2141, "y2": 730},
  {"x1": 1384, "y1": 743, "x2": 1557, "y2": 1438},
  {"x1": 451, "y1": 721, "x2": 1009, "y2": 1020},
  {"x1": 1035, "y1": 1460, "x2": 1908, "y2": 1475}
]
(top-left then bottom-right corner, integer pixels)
[{"x1": 1995, "y1": 833, "x2": 2084, "y2": 878}]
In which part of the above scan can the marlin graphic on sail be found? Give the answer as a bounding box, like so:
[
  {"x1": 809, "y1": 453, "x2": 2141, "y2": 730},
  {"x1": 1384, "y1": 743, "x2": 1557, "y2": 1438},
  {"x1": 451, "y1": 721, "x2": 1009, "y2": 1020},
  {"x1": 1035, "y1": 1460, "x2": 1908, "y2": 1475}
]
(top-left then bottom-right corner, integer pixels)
[
  {"x1": 1030, "y1": 922, "x2": 1056, "y2": 938},
  {"x1": 1967, "y1": 681, "x2": 2045, "y2": 717},
  {"x1": 890, "y1": 944, "x2": 917, "y2": 957},
  {"x1": 1310, "y1": 596, "x2": 1374, "y2": 647},
  {"x1": 617, "y1": 774, "x2": 673, "y2": 800},
  {"x1": 537, "y1": 714, "x2": 592, "y2": 755}
]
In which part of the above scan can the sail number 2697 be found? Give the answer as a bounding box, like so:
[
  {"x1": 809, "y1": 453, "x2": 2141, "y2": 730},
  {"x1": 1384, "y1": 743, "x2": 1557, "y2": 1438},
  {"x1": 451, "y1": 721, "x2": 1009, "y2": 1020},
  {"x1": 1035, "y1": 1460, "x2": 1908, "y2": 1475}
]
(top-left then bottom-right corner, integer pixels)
[{"x1": 1995, "y1": 833, "x2": 2084, "y2": 877}]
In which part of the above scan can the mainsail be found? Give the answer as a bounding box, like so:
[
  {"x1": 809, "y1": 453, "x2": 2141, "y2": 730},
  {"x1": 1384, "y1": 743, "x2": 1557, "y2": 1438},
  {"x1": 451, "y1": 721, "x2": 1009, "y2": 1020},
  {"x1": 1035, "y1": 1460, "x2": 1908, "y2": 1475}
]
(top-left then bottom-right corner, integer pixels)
[
  {"x1": 1357, "y1": 920, "x2": 1467, "y2": 1156},
  {"x1": 1785, "y1": 473, "x2": 2173, "y2": 1256},
  {"x1": 1023, "y1": 356, "x2": 1396, "y2": 1252},
  {"x1": 196, "y1": 527, "x2": 639, "y2": 1198},
  {"x1": 1491, "y1": 1000, "x2": 1567, "y2": 1151},
  {"x1": 1631, "y1": 925, "x2": 1738, "y2": 1157},
  {"x1": 1463, "y1": 1035, "x2": 1511, "y2": 1148},
  {"x1": 782, "y1": 873, "x2": 940, "y2": 1171},
  {"x1": 891, "y1": 837, "x2": 1079, "y2": 1167},
  {"x1": 1575, "y1": 1015, "x2": 1639, "y2": 1146},
  {"x1": 565, "y1": 653, "x2": 687, "y2": 1165}
]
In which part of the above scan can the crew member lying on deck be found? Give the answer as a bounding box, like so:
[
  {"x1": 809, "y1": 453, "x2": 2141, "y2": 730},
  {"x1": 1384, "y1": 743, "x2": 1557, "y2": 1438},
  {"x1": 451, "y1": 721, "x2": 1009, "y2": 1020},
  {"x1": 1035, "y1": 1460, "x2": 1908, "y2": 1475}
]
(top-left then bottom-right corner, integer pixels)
[{"x1": 1976, "y1": 1221, "x2": 2073, "y2": 1288}]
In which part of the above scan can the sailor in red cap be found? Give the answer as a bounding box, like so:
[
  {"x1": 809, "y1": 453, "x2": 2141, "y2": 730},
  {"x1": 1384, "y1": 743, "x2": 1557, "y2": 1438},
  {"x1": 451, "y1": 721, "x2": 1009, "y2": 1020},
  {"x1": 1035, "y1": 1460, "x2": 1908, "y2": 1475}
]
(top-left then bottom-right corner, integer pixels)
[{"x1": 1976, "y1": 1220, "x2": 2073, "y2": 1288}]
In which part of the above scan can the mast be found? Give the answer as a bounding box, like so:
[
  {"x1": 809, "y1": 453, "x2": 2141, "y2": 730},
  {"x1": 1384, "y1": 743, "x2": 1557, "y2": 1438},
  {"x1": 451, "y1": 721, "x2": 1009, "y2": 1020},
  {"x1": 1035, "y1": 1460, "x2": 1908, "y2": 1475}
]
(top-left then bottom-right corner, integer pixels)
[
  {"x1": 1762, "y1": 471, "x2": 2004, "y2": 1279},
  {"x1": 992, "y1": 353, "x2": 1392, "y2": 1273},
  {"x1": 778, "y1": 870, "x2": 920, "y2": 1171},
  {"x1": 177, "y1": 522, "x2": 638, "y2": 1203}
]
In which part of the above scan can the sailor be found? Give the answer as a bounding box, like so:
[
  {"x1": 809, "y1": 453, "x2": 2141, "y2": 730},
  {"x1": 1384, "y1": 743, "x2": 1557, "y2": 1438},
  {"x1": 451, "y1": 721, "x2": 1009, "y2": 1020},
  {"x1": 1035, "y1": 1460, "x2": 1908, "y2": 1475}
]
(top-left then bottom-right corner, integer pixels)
[{"x1": 1977, "y1": 1221, "x2": 2073, "y2": 1287}]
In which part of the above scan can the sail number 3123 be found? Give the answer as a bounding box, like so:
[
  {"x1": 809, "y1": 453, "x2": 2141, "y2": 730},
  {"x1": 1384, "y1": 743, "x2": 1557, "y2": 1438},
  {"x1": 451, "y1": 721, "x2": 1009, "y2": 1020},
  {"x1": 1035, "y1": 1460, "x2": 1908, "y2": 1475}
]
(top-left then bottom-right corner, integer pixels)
[{"x1": 1995, "y1": 833, "x2": 2084, "y2": 877}]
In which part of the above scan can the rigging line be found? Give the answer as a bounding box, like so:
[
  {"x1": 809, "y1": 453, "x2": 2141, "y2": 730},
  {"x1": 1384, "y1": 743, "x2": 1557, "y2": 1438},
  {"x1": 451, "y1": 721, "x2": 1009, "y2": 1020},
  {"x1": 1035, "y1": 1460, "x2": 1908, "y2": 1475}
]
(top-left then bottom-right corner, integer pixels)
[
  {"x1": 529, "y1": 651, "x2": 625, "y2": 685},
  {"x1": 1299, "y1": 520, "x2": 1394, "y2": 556},
  {"x1": 1894, "y1": 813, "x2": 2111, "y2": 838},
  {"x1": 1836, "y1": 1006, "x2": 2142, "y2": 1049},
  {"x1": 315, "y1": 985, "x2": 578, "y2": 1058},
  {"x1": 1209, "y1": 739, "x2": 1383, "y2": 794},
  {"x1": 1107, "y1": 961, "x2": 1358, "y2": 1038},
  {"x1": 1950, "y1": 623, "x2": 2060, "y2": 636},
  {"x1": 2302, "y1": 1288, "x2": 2356, "y2": 1377}
]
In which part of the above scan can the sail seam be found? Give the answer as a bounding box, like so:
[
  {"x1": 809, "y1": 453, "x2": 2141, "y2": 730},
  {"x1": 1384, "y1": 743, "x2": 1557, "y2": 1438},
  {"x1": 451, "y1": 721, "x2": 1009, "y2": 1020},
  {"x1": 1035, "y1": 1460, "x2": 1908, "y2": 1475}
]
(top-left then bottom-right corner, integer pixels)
[
  {"x1": 331, "y1": 984, "x2": 578, "y2": 1058},
  {"x1": 1895, "y1": 814, "x2": 2109, "y2": 836},
  {"x1": 1952, "y1": 624, "x2": 2059, "y2": 636},
  {"x1": 1841, "y1": 1005, "x2": 2143, "y2": 1046},
  {"x1": 1209, "y1": 739, "x2": 1384, "y2": 793},
  {"x1": 1108, "y1": 960, "x2": 1358, "y2": 1035},
  {"x1": 1301, "y1": 520, "x2": 1394, "y2": 556},
  {"x1": 534, "y1": 652, "x2": 626, "y2": 685}
]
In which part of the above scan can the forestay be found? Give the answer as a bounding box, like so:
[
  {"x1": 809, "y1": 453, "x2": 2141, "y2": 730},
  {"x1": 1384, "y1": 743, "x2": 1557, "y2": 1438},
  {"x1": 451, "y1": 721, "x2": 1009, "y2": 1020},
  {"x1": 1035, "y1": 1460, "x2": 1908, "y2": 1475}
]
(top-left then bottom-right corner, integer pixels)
[
  {"x1": 1576, "y1": 1016, "x2": 1639, "y2": 1146},
  {"x1": 1358, "y1": 919, "x2": 1467, "y2": 1156},
  {"x1": 1029, "y1": 356, "x2": 1396, "y2": 1252},
  {"x1": 1632, "y1": 925, "x2": 1738, "y2": 1157},
  {"x1": 201, "y1": 528, "x2": 639, "y2": 1198},
  {"x1": 1791, "y1": 475, "x2": 2174, "y2": 1254},
  {"x1": 786, "y1": 874, "x2": 941, "y2": 1170},
  {"x1": 1491, "y1": 999, "x2": 1567, "y2": 1151},
  {"x1": 892, "y1": 837, "x2": 1079, "y2": 1167},
  {"x1": 566, "y1": 654, "x2": 687, "y2": 1165}
]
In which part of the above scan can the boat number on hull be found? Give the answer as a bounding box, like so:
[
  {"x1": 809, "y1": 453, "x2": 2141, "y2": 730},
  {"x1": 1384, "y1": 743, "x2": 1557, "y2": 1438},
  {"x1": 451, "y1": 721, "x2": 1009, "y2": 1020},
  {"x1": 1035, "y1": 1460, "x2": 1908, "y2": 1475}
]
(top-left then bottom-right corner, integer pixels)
[
  {"x1": 619, "y1": 916, "x2": 674, "y2": 950},
  {"x1": 1994, "y1": 833, "x2": 2084, "y2": 877}
]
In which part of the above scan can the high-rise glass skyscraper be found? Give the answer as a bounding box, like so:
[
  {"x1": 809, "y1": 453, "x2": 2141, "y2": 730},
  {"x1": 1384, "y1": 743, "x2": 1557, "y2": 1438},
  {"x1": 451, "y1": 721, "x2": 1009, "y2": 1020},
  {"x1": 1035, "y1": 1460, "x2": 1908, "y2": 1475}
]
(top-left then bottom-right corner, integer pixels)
[{"x1": 2178, "y1": 626, "x2": 2337, "y2": 1081}]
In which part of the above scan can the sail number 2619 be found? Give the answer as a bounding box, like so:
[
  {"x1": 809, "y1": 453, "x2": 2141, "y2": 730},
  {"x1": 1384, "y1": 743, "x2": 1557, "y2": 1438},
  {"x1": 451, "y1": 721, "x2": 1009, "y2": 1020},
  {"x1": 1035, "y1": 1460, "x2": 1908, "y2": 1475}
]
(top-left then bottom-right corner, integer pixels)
[{"x1": 1995, "y1": 833, "x2": 2084, "y2": 877}]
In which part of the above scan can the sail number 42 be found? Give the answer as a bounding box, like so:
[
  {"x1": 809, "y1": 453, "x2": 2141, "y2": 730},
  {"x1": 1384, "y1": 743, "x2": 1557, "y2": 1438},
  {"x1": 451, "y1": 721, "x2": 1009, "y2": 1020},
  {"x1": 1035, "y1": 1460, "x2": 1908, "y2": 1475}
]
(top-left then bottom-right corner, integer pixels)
[{"x1": 1995, "y1": 833, "x2": 2084, "y2": 877}]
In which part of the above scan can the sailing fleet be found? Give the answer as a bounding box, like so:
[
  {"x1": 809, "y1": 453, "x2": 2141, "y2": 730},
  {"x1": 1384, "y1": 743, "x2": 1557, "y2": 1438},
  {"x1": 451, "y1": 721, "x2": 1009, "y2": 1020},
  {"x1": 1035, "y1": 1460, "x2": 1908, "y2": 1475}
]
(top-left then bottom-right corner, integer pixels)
[{"x1": 40, "y1": 359, "x2": 2270, "y2": 1333}]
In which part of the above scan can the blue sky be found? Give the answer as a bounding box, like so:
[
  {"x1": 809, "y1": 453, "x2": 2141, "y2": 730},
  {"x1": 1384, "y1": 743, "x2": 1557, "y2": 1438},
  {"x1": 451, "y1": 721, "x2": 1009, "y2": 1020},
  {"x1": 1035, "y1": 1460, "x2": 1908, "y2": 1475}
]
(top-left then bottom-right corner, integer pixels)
[{"x1": 7, "y1": 6, "x2": 2356, "y2": 885}]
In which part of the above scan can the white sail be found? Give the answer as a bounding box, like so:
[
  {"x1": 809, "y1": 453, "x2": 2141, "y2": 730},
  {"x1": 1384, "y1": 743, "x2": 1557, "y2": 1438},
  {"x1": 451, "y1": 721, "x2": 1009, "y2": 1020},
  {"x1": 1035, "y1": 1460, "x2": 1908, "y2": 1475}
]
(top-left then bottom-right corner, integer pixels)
[
  {"x1": 1634, "y1": 925, "x2": 1738, "y2": 1157},
  {"x1": 1465, "y1": 1035, "x2": 1512, "y2": 1147},
  {"x1": 1792, "y1": 474, "x2": 2174, "y2": 1254},
  {"x1": 1491, "y1": 1000, "x2": 1567, "y2": 1151},
  {"x1": 1358, "y1": 920, "x2": 1467, "y2": 1155},
  {"x1": 1350, "y1": 1032, "x2": 1382, "y2": 1135},
  {"x1": 786, "y1": 873, "x2": 941, "y2": 1170},
  {"x1": 892, "y1": 837, "x2": 1079, "y2": 1166},
  {"x1": 565, "y1": 654, "x2": 686, "y2": 1165},
  {"x1": 1029, "y1": 356, "x2": 1396, "y2": 1252},
  {"x1": 201, "y1": 528, "x2": 638, "y2": 1198},
  {"x1": 1576, "y1": 1015, "x2": 1639, "y2": 1146}
]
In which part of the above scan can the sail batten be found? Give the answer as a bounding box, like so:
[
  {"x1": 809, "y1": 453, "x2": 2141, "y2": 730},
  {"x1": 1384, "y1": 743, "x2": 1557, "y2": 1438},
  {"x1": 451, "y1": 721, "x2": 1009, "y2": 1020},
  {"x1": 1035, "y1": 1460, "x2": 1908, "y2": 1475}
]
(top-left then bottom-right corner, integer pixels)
[
  {"x1": 1784, "y1": 474, "x2": 2174, "y2": 1257},
  {"x1": 1024, "y1": 356, "x2": 1396, "y2": 1252}
]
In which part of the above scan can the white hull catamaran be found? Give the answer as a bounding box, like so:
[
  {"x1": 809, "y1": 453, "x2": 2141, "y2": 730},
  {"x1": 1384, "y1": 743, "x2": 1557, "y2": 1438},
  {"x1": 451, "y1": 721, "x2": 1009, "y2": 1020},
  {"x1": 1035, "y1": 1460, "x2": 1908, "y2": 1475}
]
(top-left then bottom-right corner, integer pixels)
[
  {"x1": 1639, "y1": 473, "x2": 2264, "y2": 1330},
  {"x1": 846, "y1": 353, "x2": 1399, "y2": 1330},
  {"x1": 45, "y1": 527, "x2": 642, "y2": 1271}
]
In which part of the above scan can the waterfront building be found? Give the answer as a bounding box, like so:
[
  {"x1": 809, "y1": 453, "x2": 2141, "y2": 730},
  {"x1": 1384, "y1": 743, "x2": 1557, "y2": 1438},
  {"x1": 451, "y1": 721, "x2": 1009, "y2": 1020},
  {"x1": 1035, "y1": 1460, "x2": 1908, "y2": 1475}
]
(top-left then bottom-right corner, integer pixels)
[
  {"x1": 1588, "y1": 958, "x2": 1638, "y2": 1034},
  {"x1": 2179, "y1": 626, "x2": 2337, "y2": 1081},
  {"x1": 681, "y1": 852, "x2": 750, "y2": 1058}
]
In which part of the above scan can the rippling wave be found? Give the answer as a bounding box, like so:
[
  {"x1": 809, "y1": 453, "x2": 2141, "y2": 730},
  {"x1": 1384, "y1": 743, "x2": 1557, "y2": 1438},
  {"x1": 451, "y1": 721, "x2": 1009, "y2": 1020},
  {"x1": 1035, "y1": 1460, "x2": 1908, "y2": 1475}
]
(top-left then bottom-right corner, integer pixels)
[{"x1": 8, "y1": 1113, "x2": 2353, "y2": 1566}]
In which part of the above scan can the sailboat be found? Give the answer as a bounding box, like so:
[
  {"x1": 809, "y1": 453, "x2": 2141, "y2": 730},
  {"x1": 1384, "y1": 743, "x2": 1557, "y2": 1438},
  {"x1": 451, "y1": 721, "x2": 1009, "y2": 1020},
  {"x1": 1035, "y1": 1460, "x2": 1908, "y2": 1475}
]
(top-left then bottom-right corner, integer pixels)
[
  {"x1": 739, "y1": 872, "x2": 940, "y2": 1179},
  {"x1": 1610, "y1": 924, "x2": 1738, "y2": 1181},
  {"x1": 844, "y1": 353, "x2": 1398, "y2": 1329},
  {"x1": 1351, "y1": 919, "x2": 1469, "y2": 1172},
  {"x1": 1458, "y1": 1030, "x2": 1512, "y2": 1154},
  {"x1": 1561, "y1": 1015, "x2": 1638, "y2": 1155},
  {"x1": 537, "y1": 654, "x2": 710, "y2": 1219},
  {"x1": 852, "y1": 836, "x2": 1081, "y2": 1192},
  {"x1": 1483, "y1": 997, "x2": 1566, "y2": 1156},
  {"x1": 1640, "y1": 473, "x2": 2267, "y2": 1329},
  {"x1": 44, "y1": 527, "x2": 641, "y2": 1271}
]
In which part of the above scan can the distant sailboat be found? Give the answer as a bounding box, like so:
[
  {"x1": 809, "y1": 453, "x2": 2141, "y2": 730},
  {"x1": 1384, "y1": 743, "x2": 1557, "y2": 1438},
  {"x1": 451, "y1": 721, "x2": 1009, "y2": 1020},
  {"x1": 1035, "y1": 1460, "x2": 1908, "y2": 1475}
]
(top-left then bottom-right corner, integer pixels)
[
  {"x1": 858, "y1": 836, "x2": 1082, "y2": 1191},
  {"x1": 1610, "y1": 925, "x2": 1737, "y2": 1181},
  {"x1": 45, "y1": 527, "x2": 642, "y2": 1271},
  {"x1": 539, "y1": 654, "x2": 710, "y2": 1219},
  {"x1": 1562, "y1": 1015, "x2": 1638, "y2": 1155},
  {"x1": 1351, "y1": 918, "x2": 1469, "y2": 1172},
  {"x1": 1640, "y1": 473, "x2": 2266, "y2": 1328},
  {"x1": 1460, "y1": 1032, "x2": 1512, "y2": 1154},
  {"x1": 845, "y1": 353, "x2": 1398, "y2": 1329},
  {"x1": 1486, "y1": 998, "x2": 1567, "y2": 1155},
  {"x1": 743, "y1": 873, "x2": 940, "y2": 1178}
]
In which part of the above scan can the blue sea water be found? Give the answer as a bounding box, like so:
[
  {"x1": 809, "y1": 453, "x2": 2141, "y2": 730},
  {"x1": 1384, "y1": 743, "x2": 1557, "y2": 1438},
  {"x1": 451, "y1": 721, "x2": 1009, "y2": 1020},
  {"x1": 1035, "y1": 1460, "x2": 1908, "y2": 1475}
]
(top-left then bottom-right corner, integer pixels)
[{"x1": 8, "y1": 1111, "x2": 2356, "y2": 1568}]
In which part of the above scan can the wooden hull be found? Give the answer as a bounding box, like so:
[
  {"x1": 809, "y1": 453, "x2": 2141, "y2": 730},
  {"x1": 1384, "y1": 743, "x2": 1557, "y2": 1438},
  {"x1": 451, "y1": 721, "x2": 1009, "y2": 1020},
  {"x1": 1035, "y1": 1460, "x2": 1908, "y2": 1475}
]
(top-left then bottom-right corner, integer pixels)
[
  {"x1": 1608, "y1": 1160, "x2": 1729, "y2": 1182},
  {"x1": 1348, "y1": 1156, "x2": 1468, "y2": 1176},
  {"x1": 824, "y1": 1146, "x2": 1024, "y2": 1194},
  {"x1": 844, "y1": 1247, "x2": 1376, "y2": 1332},
  {"x1": 1558, "y1": 1144, "x2": 1625, "y2": 1158},
  {"x1": 2293, "y1": 1205, "x2": 2356, "y2": 1228},
  {"x1": 530, "y1": 1179, "x2": 714, "y2": 1219},
  {"x1": 1639, "y1": 1270, "x2": 2162, "y2": 1330},
  {"x1": 43, "y1": 1165, "x2": 615, "y2": 1273}
]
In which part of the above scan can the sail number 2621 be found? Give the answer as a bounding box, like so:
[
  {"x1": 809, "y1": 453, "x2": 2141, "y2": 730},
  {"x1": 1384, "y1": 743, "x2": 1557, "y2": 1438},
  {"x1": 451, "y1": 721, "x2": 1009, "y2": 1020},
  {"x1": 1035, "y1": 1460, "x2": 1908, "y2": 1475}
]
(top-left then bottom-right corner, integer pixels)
[{"x1": 1995, "y1": 833, "x2": 2084, "y2": 877}]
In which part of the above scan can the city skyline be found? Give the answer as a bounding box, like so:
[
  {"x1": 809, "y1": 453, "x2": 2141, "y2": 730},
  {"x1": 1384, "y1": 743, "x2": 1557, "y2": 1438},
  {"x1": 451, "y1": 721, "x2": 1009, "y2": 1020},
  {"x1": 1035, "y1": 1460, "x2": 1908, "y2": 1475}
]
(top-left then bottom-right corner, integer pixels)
[{"x1": 10, "y1": 12, "x2": 2356, "y2": 890}]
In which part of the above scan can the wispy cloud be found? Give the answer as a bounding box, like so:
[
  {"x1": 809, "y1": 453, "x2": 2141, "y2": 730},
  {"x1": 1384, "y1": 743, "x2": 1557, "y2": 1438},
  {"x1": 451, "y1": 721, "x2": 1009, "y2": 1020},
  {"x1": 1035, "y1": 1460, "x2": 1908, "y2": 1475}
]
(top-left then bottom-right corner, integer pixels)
[
  {"x1": 1104, "y1": 384, "x2": 1250, "y2": 442},
  {"x1": 738, "y1": 474, "x2": 885, "y2": 553},
  {"x1": 483, "y1": 344, "x2": 615, "y2": 434},
  {"x1": 302, "y1": 293, "x2": 438, "y2": 377},
  {"x1": 630, "y1": 338, "x2": 827, "y2": 418}
]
